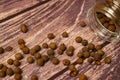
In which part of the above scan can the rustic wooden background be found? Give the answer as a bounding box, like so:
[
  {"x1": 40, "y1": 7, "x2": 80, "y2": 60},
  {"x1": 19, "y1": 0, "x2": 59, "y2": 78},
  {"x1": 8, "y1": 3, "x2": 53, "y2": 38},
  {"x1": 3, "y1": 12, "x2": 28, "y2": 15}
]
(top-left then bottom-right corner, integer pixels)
[{"x1": 0, "y1": 0, "x2": 120, "y2": 80}]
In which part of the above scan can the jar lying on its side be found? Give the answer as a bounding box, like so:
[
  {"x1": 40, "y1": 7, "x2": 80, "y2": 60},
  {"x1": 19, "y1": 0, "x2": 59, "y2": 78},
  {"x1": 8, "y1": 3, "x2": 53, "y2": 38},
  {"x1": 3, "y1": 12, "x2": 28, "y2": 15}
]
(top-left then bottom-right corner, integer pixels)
[{"x1": 87, "y1": 0, "x2": 120, "y2": 42}]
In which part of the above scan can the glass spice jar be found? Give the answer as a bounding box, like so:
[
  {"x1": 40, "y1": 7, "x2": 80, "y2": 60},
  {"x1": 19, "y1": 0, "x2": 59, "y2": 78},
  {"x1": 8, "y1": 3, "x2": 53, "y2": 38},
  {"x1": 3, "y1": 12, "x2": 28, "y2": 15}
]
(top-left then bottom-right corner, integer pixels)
[{"x1": 87, "y1": 0, "x2": 120, "y2": 42}]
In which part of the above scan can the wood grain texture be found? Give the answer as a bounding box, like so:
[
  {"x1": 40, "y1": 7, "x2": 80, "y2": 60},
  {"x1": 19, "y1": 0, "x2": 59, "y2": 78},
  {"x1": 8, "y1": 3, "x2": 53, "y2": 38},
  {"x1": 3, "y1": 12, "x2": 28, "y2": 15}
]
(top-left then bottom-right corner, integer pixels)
[{"x1": 0, "y1": 0, "x2": 120, "y2": 80}]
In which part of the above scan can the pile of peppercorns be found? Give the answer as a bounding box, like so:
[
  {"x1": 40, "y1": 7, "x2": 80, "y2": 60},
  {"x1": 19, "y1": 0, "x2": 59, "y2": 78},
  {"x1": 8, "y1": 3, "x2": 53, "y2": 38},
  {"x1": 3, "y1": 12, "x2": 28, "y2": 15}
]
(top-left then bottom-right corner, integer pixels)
[{"x1": 0, "y1": 23, "x2": 112, "y2": 80}]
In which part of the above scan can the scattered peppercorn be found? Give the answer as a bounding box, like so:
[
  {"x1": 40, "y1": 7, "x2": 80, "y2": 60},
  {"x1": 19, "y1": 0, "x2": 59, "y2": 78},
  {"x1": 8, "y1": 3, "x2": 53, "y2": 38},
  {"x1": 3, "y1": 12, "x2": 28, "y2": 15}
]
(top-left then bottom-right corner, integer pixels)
[
  {"x1": 36, "y1": 58, "x2": 45, "y2": 66},
  {"x1": 108, "y1": 25, "x2": 116, "y2": 32},
  {"x1": 83, "y1": 52, "x2": 90, "y2": 58},
  {"x1": 66, "y1": 50, "x2": 74, "y2": 56},
  {"x1": 47, "y1": 33, "x2": 55, "y2": 40},
  {"x1": 47, "y1": 49, "x2": 55, "y2": 56},
  {"x1": 22, "y1": 47, "x2": 29, "y2": 54},
  {"x1": 31, "y1": 75, "x2": 38, "y2": 80},
  {"x1": 5, "y1": 46, "x2": 13, "y2": 52},
  {"x1": 0, "y1": 71, "x2": 6, "y2": 78},
  {"x1": 34, "y1": 45, "x2": 41, "y2": 52},
  {"x1": 19, "y1": 44, "x2": 26, "y2": 50},
  {"x1": 81, "y1": 40, "x2": 88, "y2": 46},
  {"x1": 77, "y1": 52, "x2": 83, "y2": 58},
  {"x1": 90, "y1": 52, "x2": 95, "y2": 57},
  {"x1": 87, "y1": 43, "x2": 95, "y2": 50},
  {"x1": 51, "y1": 57, "x2": 60, "y2": 65},
  {"x1": 75, "y1": 36, "x2": 82, "y2": 43},
  {"x1": 15, "y1": 53, "x2": 24, "y2": 60},
  {"x1": 7, "y1": 58, "x2": 14, "y2": 65},
  {"x1": 42, "y1": 43, "x2": 48, "y2": 49},
  {"x1": 18, "y1": 39, "x2": 25, "y2": 45},
  {"x1": 87, "y1": 57, "x2": 94, "y2": 63},
  {"x1": 80, "y1": 21, "x2": 86, "y2": 27},
  {"x1": 1, "y1": 66, "x2": 8, "y2": 72},
  {"x1": 68, "y1": 64, "x2": 76, "y2": 71},
  {"x1": 13, "y1": 60, "x2": 21, "y2": 67},
  {"x1": 95, "y1": 45, "x2": 102, "y2": 50},
  {"x1": 34, "y1": 53, "x2": 41, "y2": 59},
  {"x1": 59, "y1": 43, "x2": 66, "y2": 51},
  {"x1": 30, "y1": 48, "x2": 36, "y2": 55},
  {"x1": 76, "y1": 58, "x2": 83, "y2": 64},
  {"x1": 0, "y1": 64, "x2": 4, "y2": 69},
  {"x1": 0, "y1": 47, "x2": 4, "y2": 54},
  {"x1": 14, "y1": 67, "x2": 22, "y2": 74},
  {"x1": 68, "y1": 46, "x2": 75, "y2": 51},
  {"x1": 62, "y1": 59, "x2": 70, "y2": 66},
  {"x1": 62, "y1": 32, "x2": 68, "y2": 38},
  {"x1": 95, "y1": 61, "x2": 101, "y2": 65},
  {"x1": 14, "y1": 74, "x2": 22, "y2": 80},
  {"x1": 79, "y1": 74, "x2": 88, "y2": 80},
  {"x1": 97, "y1": 50, "x2": 105, "y2": 56},
  {"x1": 82, "y1": 46, "x2": 89, "y2": 52},
  {"x1": 20, "y1": 24, "x2": 28, "y2": 33},
  {"x1": 49, "y1": 42, "x2": 57, "y2": 50},
  {"x1": 57, "y1": 49, "x2": 64, "y2": 55},
  {"x1": 6, "y1": 68, "x2": 14, "y2": 76},
  {"x1": 41, "y1": 55, "x2": 49, "y2": 62},
  {"x1": 27, "y1": 56, "x2": 35, "y2": 64},
  {"x1": 70, "y1": 70, "x2": 78, "y2": 77},
  {"x1": 93, "y1": 54, "x2": 102, "y2": 61},
  {"x1": 104, "y1": 56, "x2": 111, "y2": 64}
]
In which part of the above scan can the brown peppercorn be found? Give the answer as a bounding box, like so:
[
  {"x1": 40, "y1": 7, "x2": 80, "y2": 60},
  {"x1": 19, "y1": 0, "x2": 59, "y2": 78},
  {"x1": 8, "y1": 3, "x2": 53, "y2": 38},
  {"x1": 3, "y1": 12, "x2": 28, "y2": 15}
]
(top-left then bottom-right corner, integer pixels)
[
  {"x1": 87, "y1": 43, "x2": 95, "y2": 50},
  {"x1": 1, "y1": 66, "x2": 8, "y2": 72},
  {"x1": 87, "y1": 57, "x2": 94, "y2": 63},
  {"x1": 5, "y1": 46, "x2": 13, "y2": 52},
  {"x1": 57, "y1": 49, "x2": 64, "y2": 55},
  {"x1": 79, "y1": 74, "x2": 88, "y2": 80},
  {"x1": 6, "y1": 68, "x2": 14, "y2": 76},
  {"x1": 30, "y1": 48, "x2": 36, "y2": 55},
  {"x1": 104, "y1": 56, "x2": 111, "y2": 64},
  {"x1": 77, "y1": 52, "x2": 83, "y2": 58},
  {"x1": 80, "y1": 21, "x2": 86, "y2": 27},
  {"x1": 49, "y1": 42, "x2": 57, "y2": 50},
  {"x1": 14, "y1": 74, "x2": 22, "y2": 80},
  {"x1": 75, "y1": 36, "x2": 82, "y2": 43},
  {"x1": 0, "y1": 71, "x2": 6, "y2": 78},
  {"x1": 93, "y1": 54, "x2": 102, "y2": 61},
  {"x1": 70, "y1": 70, "x2": 78, "y2": 77},
  {"x1": 97, "y1": 50, "x2": 105, "y2": 56},
  {"x1": 27, "y1": 56, "x2": 34, "y2": 64},
  {"x1": 90, "y1": 52, "x2": 95, "y2": 57},
  {"x1": 18, "y1": 39, "x2": 25, "y2": 45},
  {"x1": 47, "y1": 33, "x2": 55, "y2": 40},
  {"x1": 34, "y1": 53, "x2": 41, "y2": 59},
  {"x1": 0, "y1": 64, "x2": 4, "y2": 69},
  {"x1": 13, "y1": 60, "x2": 21, "y2": 67},
  {"x1": 20, "y1": 24, "x2": 28, "y2": 33},
  {"x1": 22, "y1": 47, "x2": 29, "y2": 54},
  {"x1": 0, "y1": 47, "x2": 4, "y2": 54},
  {"x1": 14, "y1": 67, "x2": 22, "y2": 74},
  {"x1": 83, "y1": 52, "x2": 90, "y2": 58},
  {"x1": 103, "y1": 22, "x2": 109, "y2": 28},
  {"x1": 108, "y1": 25, "x2": 116, "y2": 32},
  {"x1": 47, "y1": 49, "x2": 55, "y2": 56},
  {"x1": 59, "y1": 43, "x2": 66, "y2": 51},
  {"x1": 36, "y1": 58, "x2": 45, "y2": 66},
  {"x1": 34, "y1": 45, "x2": 41, "y2": 52},
  {"x1": 95, "y1": 45, "x2": 102, "y2": 50},
  {"x1": 76, "y1": 58, "x2": 83, "y2": 64},
  {"x1": 19, "y1": 44, "x2": 26, "y2": 50},
  {"x1": 41, "y1": 55, "x2": 49, "y2": 62},
  {"x1": 66, "y1": 50, "x2": 74, "y2": 56},
  {"x1": 62, "y1": 59, "x2": 70, "y2": 66},
  {"x1": 42, "y1": 43, "x2": 48, "y2": 49},
  {"x1": 95, "y1": 61, "x2": 101, "y2": 65},
  {"x1": 99, "y1": 18, "x2": 106, "y2": 24},
  {"x1": 82, "y1": 46, "x2": 89, "y2": 52},
  {"x1": 81, "y1": 40, "x2": 88, "y2": 46},
  {"x1": 109, "y1": 20, "x2": 114, "y2": 25},
  {"x1": 15, "y1": 53, "x2": 24, "y2": 60},
  {"x1": 62, "y1": 32, "x2": 68, "y2": 38},
  {"x1": 68, "y1": 46, "x2": 75, "y2": 51},
  {"x1": 51, "y1": 57, "x2": 60, "y2": 65},
  {"x1": 7, "y1": 58, "x2": 14, "y2": 65},
  {"x1": 31, "y1": 75, "x2": 38, "y2": 80},
  {"x1": 68, "y1": 64, "x2": 76, "y2": 71}
]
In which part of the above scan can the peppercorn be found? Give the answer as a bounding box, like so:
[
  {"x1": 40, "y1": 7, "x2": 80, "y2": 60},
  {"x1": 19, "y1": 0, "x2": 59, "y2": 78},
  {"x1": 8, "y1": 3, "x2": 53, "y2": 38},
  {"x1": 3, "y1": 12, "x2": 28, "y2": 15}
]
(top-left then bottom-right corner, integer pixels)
[
  {"x1": 20, "y1": 24, "x2": 28, "y2": 33},
  {"x1": 57, "y1": 49, "x2": 64, "y2": 55},
  {"x1": 87, "y1": 57, "x2": 94, "y2": 63},
  {"x1": 82, "y1": 46, "x2": 89, "y2": 52},
  {"x1": 0, "y1": 64, "x2": 4, "y2": 69},
  {"x1": 0, "y1": 47, "x2": 4, "y2": 54},
  {"x1": 95, "y1": 45, "x2": 102, "y2": 50},
  {"x1": 27, "y1": 56, "x2": 34, "y2": 64},
  {"x1": 62, "y1": 32, "x2": 68, "y2": 38},
  {"x1": 47, "y1": 33, "x2": 55, "y2": 40},
  {"x1": 0, "y1": 71, "x2": 6, "y2": 78},
  {"x1": 41, "y1": 55, "x2": 49, "y2": 62},
  {"x1": 59, "y1": 43, "x2": 66, "y2": 51},
  {"x1": 79, "y1": 74, "x2": 88, "y2": 80},
  {"x1": 36, "y1": 58, "x2": 45, "y2": 66},
  {"x1": 103, "y1": 22, "x2": 109, "y2": 28},
  {"x1": 97, "y1": 12, "x2": 104, "y2": 19},
  {"x1": 68, "y1": 64, "x2": 76, "y2": 71},
  {"x1": 31, "y1": 75, "x2": 38, "y2": 80},
  {"x1": 1, "y1": 66, "x2": 8, "y2": 72},
  {"x1": 62, "y1": 59, "x2": 70, "y2": 66},
  {"x1": 76, "y1": 58, "x2": 83, "y2": 64},
  {"x1": 66, "y1": 50, "x2": 74, "y2": 56},
  {"x1": 18, "y1": 39, "x2": 25, "y2": 45},
  {"x1": 87, "y1": 43, "x2": 95, "y2": 50},
  {"x1": 104, "y1": 56, "x2": 111, "y2": 64},
  {"x1": 90, "y1": 52, "x2": 95, "y2": 57},
  {"x1": 93, "y1": 54, "x2": 102, "y2": 61},
  {"x1": 15, "y1": 53, "x2": 24, "y2": 60},
  {"x1": 5, "y1": 46, "x2": 13, "y2": 52},
  {"x1": 75, "y1": 36, "x2": 82, "y2": 43},
  {"x1": 14, "y1": 74, "x2": 22, "y2": 80},
  {"x1": 81, "y1": 40, "x2": 88, "y2": 46},
  {"x1": 97, "y1": 50, "x2": 105, "y2": 56},
  {"x1": 70, "y1": 70, "x2": 78, "y2": 77},
  {"x1": 108, "y1": 25, "x2": 116, "y2": 32},
  {"x1": 95, "y1": 61, "x2": 101, "y2": 65},
  {"x1": 6, "y1": 68, "x2": 14, "y2": 76},
  {"x1": 47, "y1": 49, "x2": 55, "y2": 56},
  {"x1": 13, "y1": 60, "x2": 21, "y2": 67},
  {"x1": 34, "y1": 53, "x2": 41, "y2": 59},
  {"x1": 80, "y1": 21, "x2": 86, "y2": 27},
  {"x1": 109, "y1": 20, "x2": 114, "y2": 25},
  {"x1": 51, "y1": 57, "x2": 60, "y2": 65},
  {"x1": 14, "y1": 67, "x2": 22, "y2": 74},
  {"x1": 49, "y1": 42, "x2": 57, "y2": 50},
  {"x1": 22, "y1": 47, "x2": 29, "y2": 54},
  {"x1": 68, "y1": 46, "x2": 75, "y2": 51},
  {"x1": 34, "y1": 45, "x2": 41, "y2": 52},
  {"x1": 42, "y1": 43, "x2": 48, "y2": 49},
  {"x1": 19, "y1": 44, "x2": 26, "y2": 50},
  {"x1": 30, "y1": 48, "x2": 36, "y2": 55},
  {"x1": 99, "y1": 18, "x2": 106, "y2": 24},
  {"x1": 7, "y1": 58, "x2": 14, "y2": 65},
  {"x1": 83, "y1": 52, "x2": 90, "y2": 58},
  {"x1": 77, "y1": 52, "x2": 83, "y2": 58}
]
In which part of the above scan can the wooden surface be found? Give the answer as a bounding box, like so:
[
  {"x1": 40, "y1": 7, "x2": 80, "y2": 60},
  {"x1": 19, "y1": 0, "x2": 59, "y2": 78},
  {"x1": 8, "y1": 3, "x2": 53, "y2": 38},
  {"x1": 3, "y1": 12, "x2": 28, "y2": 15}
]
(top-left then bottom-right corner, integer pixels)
[{"x1": 0, "y1": 0, "x2": 120, "y2": 80}]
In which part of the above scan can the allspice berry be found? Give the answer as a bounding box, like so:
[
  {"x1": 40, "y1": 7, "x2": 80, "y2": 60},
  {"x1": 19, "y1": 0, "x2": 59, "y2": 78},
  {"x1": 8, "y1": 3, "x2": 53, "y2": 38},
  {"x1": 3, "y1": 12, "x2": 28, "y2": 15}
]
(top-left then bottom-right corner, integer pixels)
[
  {"x1": 79, "y1": 74, "x2": 88, "y2": 80},
  {"x1": 80, "y1": 21, "x2": 86, "y2": 27},
  {"x1": 47, "y1": 33, "x2": 55, "y2": 40},
  {"x1": 57, "y1": 49, "x2": 64, "y2": 55},
  {"x1": 68, "y1": 64, "x2": 76, "y2": 71},
  {"x1": 93, "y1": 54, "x2": 102, "y2": 61},
  {"x1": 19, "y1": 44, "x2": 26, "y2": 50},
  {"x1": 62, "y1": 59, "x2": 70, "y2": 66},
  {"x1": 42, "y1": 43, "x2": 48, "y2": 49},
  {"x1": 34, "y1": 53, "x2": 41, "y2": 59},
  {"x1": 15, "y1": 53, "x2": 24, "y2": 60},
  {"x1": 0, "y1": 64, "x2": 4, "y2": 69},
  {"x1": 14, "y1": 67, "x2": 22, "y2": 74},
  {"x1": 0, "y1": 71, "x2": 6, "y2": 78},
  {"x1": 62, "y1": 32, "x2": 68, "y2": 38},
  {"x1": 59, "y1": 43, "x2": 66, "y2": 51},
  {"x1": 66, "y1": 50, "x2": 74, "y2": 56},
  {"x1": 75, "y1": 36, "x2": 82, "y2": 43},
  {"x1": 51, "y1": 57, "x2": 60, "y2": 65},
  {"x1": 0, "y1": 47, "x2": 4, "y2": 54},
  {"x1": 87, "y1": 57, "x2": 94, "y2": 63},
  {"x1": 104, "y1": 56, "x2": 111, "y2": 64},
  {"x1": 76, "y1": 58, "x2": 83, "y2": 64},
  {"x1": 81, "y1": 40, "x2": 88, "y2": 46},
  {"x1": 97, "y1": 50, "x2": 105, "y2": 56},
  {"x1": 14, "y1": 74, "x2": 22, "y2": 80},
  {"x1": 36, "y1": 58, "x2": 45, "y2": 66},
  {"x1": 20, "y1": 24, "x2": 28, "y2": 33},
  {"x1": 83, "y1": 52, "x2": 90, "y2": 58},
  {"x1": 95, "y1": 61, "x2": 101, "y2": 65},
  {"x1": 87, "y1": 43, "x2": 95, "y2": 50},
  {"x1": 82, "y1": 46, "x2": 89, "y2": 52},
  {"x1": 27, "y1": 56, "x2": 35, "y2": 64},
  {"x1": 18, "y1": 39, "x2": 25, "y2": 45},
  {"x1": 49, "y1": 42, "x2": 57, "y2": 50},
  {"x1": 34, "y1": 45, "x2": 41, "y2": 52},
  {"x1": 22, "y1": 47, "x2": 29, "y2": 54},
  {"x1": 5, "y1": 46, "x2": 13, "y2": 52},
  {"x1": 31, "y1": 75, "x2": 38, "y2": 80},
  {"x1": 13, "y1": 60, "x2": 21, "y2": 67},
  {"x1": 70, "y1": 70, "x2": 78, "y2": 77},
  {"x1": 41, "y1": 55, "x2": 49, "y2": 62},
  {"x1": 1, "y1": 66, "x2": 8, "y2": 72},
  {"x1": 47, "y1": 49, "x2": 55, "y2": 56},
  {"x1": 6, "y1": 68, "x2": 14, "y2": 76},
  {"x1": 95, "y1": 45, "x2": 102, "y2": 50},
  {"x1": 7, "y1": 58, "x2": 14, "y2": 65},
  {"x1": 30, "y1": 48, "x2": 36, "y2": 55},
  {"x1": 77, "y1": 52, "x2": 83, "y2": 58}
]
